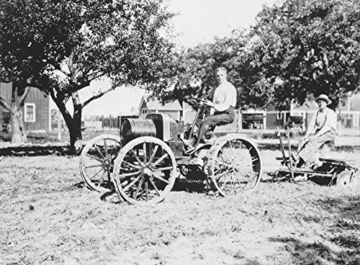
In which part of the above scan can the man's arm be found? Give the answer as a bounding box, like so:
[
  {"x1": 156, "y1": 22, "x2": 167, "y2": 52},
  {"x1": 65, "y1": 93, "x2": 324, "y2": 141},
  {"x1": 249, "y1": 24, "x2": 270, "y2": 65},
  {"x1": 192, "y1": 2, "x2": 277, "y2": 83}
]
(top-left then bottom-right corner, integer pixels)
[{"x1": 304, "y1": 113, "x2": 316, "y2": 137}]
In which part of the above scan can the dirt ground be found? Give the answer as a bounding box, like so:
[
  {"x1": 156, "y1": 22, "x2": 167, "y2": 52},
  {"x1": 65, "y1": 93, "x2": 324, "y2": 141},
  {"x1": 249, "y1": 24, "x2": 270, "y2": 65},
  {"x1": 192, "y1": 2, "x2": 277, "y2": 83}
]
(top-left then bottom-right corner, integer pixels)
[{"x1": 1, "y1": 149, "x2": 359, "y2": 265}]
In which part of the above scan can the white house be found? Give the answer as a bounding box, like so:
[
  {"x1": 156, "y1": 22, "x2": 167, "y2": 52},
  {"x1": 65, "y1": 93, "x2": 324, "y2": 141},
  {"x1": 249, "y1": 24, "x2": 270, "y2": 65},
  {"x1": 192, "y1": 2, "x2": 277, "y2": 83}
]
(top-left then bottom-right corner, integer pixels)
[{"x1": 138, "y1": 95, "x2": 183, "y2": 121}]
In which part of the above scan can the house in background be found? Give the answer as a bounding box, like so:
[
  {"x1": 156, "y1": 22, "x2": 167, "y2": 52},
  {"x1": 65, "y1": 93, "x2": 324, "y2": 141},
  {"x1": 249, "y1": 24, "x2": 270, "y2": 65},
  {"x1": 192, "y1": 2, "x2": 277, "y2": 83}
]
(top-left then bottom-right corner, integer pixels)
[
  {"x1": 139, "y1": 95, "x2": 183, "y2": 121},
  {"x1": 0, "y1": 82, "x2": 50, "y2": 132}
]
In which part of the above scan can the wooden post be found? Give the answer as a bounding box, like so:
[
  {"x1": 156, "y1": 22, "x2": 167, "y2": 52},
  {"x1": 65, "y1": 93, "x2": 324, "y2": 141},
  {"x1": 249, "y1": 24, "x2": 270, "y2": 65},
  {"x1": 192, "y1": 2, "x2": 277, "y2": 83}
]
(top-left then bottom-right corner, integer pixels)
[
  {"x1": 263, "y1": 110, "x2": 267, "y2": 130},
  {"x1": 237, "y1": 109, "x2": 242, "y2": 132}
]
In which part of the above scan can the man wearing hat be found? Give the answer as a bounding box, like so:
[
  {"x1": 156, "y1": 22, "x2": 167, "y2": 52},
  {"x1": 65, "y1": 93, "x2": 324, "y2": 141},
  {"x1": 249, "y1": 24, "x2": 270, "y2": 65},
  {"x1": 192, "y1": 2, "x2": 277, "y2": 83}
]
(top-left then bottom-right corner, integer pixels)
[{"x1": 293, "y1": 94, "x2": 337, "y2": 168}]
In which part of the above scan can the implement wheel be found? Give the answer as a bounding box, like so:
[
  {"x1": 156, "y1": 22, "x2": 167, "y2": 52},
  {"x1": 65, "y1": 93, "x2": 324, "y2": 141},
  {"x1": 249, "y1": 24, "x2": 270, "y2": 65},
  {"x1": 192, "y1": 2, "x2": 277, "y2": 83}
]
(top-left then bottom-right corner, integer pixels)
[
  {"x1": 207, "y1": 135, "x2": 262, "y2": 196},
  {"x1": 112, "y1": 136, "x2": 177, "y2": 206},
  {"x1": 336, "y1": 170, "x2": 353, "y2": 187},
  {"x1": 79, "y1": 134, "x2": 122, "y2": 192}
]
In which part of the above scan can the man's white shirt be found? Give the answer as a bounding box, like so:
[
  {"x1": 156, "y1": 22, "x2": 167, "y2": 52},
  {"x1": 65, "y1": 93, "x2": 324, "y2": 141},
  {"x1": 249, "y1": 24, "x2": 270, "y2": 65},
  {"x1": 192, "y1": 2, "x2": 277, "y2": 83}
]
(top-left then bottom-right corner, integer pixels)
[
  {"x1": 212, "y1": 80, "x2": 237, "y2": 112},
  {"x1": 308, "y1": 107, "x2": 337, "y2": 135}
]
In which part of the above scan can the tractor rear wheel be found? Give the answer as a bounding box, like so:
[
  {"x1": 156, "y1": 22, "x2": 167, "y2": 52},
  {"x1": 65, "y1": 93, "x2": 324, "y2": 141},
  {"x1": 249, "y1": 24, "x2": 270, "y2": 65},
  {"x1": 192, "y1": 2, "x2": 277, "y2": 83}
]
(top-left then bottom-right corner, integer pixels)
[
  {"x1": 79, "y1": 134, "x2": 122, "y2": 192},
  {"x1": 207, "y1": 135, "x2": 262, "y2": 197}
]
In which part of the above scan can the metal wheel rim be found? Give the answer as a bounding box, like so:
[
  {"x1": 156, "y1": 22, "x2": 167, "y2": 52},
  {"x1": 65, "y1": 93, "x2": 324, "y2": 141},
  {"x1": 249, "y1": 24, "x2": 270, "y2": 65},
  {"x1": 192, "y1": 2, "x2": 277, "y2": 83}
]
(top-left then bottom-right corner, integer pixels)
[
  {"x1": 208, "y1": 135, "x2": 262, "y2": 197},
  {"x1": 336, "y1": 170, "x2": 352, "y2": 187},
  {"x1": 79, "y1": 134, "x2": 122, "y2": 192},
  {"x1": 113, "y1": 136, "x2": 177, "y2": 206}
]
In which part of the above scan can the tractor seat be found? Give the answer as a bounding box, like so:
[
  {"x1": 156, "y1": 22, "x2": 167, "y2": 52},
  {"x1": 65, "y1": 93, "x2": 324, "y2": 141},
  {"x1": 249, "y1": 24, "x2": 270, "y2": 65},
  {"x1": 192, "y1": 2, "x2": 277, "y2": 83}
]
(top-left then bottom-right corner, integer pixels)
[{"x1": 204, "y1": 120, "x2": 231, "y2": 139}]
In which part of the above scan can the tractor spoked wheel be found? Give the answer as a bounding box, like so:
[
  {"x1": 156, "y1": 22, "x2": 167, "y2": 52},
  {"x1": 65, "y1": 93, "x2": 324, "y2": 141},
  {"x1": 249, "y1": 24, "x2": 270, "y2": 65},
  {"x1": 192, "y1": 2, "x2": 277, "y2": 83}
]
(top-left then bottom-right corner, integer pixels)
[
  {"x1": 112, "y1": 136, "x2": 177, "y2": 206},
  {"x1": 79, "y1": 134, "x2": 122, "y2": 192},
  {"x1": 207, "y1": 135, "x2": 262, "y2": 197}
]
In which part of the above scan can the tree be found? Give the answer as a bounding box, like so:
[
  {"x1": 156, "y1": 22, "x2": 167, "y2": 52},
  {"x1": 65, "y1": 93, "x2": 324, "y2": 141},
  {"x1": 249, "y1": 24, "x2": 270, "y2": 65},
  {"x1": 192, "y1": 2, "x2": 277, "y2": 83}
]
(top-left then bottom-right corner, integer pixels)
[
  {"x1": 0, "y1": 0, "x2": 71, "y2": 143},
  {"x1": 153, "y1": 28, "x2": 280, "y2": 111},
  {"x1": 162, "y1": 0, "x2": 360, "y2": 111},
  {"x1": 249, "y1": 0, "x2": 360, "y2": 108},
  {"x1": 1, "y1": 0, "x2": 176, "y2": 146},
  {"x1": 155, "y1": 30, "x2": 250, "y2": 109}
]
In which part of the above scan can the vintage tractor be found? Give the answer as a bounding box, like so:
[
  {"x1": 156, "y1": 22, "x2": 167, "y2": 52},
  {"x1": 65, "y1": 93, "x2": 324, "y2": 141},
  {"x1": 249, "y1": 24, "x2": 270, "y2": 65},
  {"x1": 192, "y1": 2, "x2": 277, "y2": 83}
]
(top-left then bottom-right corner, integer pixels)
[{"x1": 80, "y1": 98, "x2": 263, "y2": 206}]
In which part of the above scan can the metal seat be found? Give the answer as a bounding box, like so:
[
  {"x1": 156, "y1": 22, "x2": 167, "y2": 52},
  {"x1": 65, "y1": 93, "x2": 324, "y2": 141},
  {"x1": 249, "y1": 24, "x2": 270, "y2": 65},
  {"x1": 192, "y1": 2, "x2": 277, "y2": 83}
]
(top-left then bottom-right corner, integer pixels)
[{"x1": 319, "y1": 141, "x2": 336, "y2": 157}]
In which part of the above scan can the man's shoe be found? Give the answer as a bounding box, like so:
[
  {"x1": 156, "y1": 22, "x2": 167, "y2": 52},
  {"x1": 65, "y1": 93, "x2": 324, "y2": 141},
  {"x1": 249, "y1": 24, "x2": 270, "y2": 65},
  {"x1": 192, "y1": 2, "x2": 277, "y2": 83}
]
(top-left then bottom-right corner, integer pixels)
[
  {"x1": 311, "y1": 161, "x2": 323, "y2": 170},
  {"x1": 203, "y1": 138, "x2": 215, "y2": 145},
  {"x1": 182, "y1": 139, "x2": 193, "y2": 148},
  {"x1": 184, "y1": 146, "x2": 196, "y2": 154},
  {"x1": 291, "y1": 152, "x2": 300, "y2": 164}
]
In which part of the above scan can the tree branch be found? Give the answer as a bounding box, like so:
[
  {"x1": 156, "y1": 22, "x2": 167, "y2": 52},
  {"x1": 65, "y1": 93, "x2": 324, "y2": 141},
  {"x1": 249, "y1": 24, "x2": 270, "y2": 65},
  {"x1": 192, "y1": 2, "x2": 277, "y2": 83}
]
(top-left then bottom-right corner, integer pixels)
[
  {"x1": 83, "y1": 87, "x2": 115, "y2": 108},
  {"x1": 0, "y1": 96, "x2": 11, "y2": 111},
  {"x1": 55, "y1": 65, "x2": 71, "y2": 78},
  {"x1": 18, "y1": 86, "x2": 31, "y2": 106},
  {"x1": 260, "y1": 96, "x2": 273, "y2": 109},
  {"x1": 88, "y1": 71, "x2": 105, "y2": 83}
]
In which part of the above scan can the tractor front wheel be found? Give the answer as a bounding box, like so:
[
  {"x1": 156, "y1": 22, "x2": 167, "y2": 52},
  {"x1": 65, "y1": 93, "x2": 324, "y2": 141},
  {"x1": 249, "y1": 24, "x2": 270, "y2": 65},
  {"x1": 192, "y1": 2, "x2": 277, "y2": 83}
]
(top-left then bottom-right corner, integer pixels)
[{"x1": 112, "y1": 136, "x2": 177, "y2": 206}]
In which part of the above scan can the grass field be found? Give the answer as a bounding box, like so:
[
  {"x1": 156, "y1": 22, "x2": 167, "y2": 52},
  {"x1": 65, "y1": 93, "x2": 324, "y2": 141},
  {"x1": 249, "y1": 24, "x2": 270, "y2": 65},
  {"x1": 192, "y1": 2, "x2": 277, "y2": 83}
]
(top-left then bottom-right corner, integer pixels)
[{"x1": 1, "y1": 149, "x2": 359, "y2": 265}]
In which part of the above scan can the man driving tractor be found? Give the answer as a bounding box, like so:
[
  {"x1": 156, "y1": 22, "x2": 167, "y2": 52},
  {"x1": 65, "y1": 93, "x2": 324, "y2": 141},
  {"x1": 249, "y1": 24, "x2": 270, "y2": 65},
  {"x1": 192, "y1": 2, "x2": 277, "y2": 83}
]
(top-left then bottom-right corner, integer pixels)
[
  {"x1": 292, "y1": 94, "x2": 337, "y2": 169},
  {"x1": 183, "y1": 66, "x2": 237, "y2": 152}
]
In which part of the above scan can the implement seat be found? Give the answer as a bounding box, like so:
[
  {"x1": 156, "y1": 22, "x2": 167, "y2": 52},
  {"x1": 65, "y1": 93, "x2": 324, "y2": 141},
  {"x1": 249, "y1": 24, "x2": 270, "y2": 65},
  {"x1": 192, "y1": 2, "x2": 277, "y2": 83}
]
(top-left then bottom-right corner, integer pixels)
[{"x1": 318, "y1": 140, "x2": 336, "y2": 158}]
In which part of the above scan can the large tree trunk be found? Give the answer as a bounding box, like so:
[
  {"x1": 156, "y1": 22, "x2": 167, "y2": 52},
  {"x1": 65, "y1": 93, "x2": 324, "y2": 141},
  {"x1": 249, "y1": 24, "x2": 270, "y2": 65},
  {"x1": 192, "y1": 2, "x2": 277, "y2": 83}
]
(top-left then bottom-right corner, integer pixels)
[
  {"x1": 69, "y1": 106, "x2": 82, "y2": 148},
  {"x1": 50, "y1": 80, "x2": 115, "y2": 149},
  {"x1": 70, "y1": 92, "x2": 83, "y2": 150},
  {"x1": 50, "y1": 91, "x2": 83, "y2": 149},
  {"x1": 0, "y1": 84, "x2": 31, "y2": 144},
  {"x1": 10, "y1": 107, "x2": 27, "y2": 144}
]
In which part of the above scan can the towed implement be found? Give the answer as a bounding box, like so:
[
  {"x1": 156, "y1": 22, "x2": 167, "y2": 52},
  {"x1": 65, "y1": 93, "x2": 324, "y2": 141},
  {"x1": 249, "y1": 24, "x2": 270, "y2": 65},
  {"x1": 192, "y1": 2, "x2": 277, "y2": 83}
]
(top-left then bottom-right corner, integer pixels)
[{"x1": 273, "y1": 128, "x2": 358, "y2": 186}]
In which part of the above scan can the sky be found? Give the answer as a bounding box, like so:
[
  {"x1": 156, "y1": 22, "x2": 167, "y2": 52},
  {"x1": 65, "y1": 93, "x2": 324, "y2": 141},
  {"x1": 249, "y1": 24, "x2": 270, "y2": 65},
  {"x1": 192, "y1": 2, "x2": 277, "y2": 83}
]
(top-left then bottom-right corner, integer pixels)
[{"x1": 67, "y1": 0, "x2": 278, "y2": 117}]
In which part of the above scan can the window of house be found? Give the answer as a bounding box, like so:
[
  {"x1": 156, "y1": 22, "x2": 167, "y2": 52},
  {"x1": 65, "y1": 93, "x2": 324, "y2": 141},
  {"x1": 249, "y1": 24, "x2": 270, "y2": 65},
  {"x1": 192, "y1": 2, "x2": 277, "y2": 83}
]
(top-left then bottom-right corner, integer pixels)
[
  {"x1": 142, "y1": 109, "x2": 148, "y2": 115},
  {"x1": 276, "y1": 112, "x2": 282, "y2": 120},
  {"x1": 24, "y1": 103, "x2": 36, "y2": 122}
]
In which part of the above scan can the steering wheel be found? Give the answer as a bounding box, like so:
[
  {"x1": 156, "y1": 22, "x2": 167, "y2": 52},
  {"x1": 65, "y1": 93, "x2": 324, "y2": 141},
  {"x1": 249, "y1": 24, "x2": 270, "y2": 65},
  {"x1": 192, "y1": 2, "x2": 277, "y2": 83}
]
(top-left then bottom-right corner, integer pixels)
[{"x1": 189, "y1": 97, "x2": 210, "y2": 107}]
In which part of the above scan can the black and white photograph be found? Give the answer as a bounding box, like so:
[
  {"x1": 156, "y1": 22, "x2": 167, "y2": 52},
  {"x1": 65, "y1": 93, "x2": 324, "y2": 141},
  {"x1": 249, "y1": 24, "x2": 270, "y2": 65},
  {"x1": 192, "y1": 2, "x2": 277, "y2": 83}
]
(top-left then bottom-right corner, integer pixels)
[{"x1": 1, "y1": 0, "x2": 360, "y2": 264}]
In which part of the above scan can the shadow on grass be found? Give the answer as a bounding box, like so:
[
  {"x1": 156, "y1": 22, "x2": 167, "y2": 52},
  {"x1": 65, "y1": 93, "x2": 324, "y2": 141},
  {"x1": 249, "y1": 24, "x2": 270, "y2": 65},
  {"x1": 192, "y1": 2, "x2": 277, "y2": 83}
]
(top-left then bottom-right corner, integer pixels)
[
  {"x1": 172, "y1": 178, "x2": 209, "y2": 193},
  {"x1": 316, "y1": 195, "x2": 360, "y2": 223},
  {"x1": 269, "y1": 237, "x2": 360, "y2": 265},
  {"x1": 272, "y1": 195, "x2": 360, "y2": 264},
  {"x1": 0, "y1": 145, "x2": 78, "y2": 156}
]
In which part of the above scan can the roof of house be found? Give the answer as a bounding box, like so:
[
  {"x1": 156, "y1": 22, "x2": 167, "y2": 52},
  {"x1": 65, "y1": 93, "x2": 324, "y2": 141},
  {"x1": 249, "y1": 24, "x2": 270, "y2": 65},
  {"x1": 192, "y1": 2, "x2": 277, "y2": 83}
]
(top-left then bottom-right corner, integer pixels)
[
  {"x1": 140, "y1": 95, "x2": 182, "y2": 111},
  {"x1": 119, "y1": 106, "x2": 139, "y2": 116}
]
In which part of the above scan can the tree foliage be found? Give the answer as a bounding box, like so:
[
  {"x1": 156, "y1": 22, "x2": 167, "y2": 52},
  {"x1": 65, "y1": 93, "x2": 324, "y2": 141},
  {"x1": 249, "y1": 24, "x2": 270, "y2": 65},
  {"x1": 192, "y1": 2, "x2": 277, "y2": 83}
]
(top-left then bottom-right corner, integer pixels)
[
  {"x1": 0, "y1": 0, "x2": 77, "y2": 142},
  {"x1": 251, "y1": 0, "x2": 360, "y2": 108},
  {"x1": 1, "y1": 0, "x2": 176, "y2": 146},
  {"x1": 155, "y1": 30, "x2": 250, "y2": 109},
  {"x1": 159, "y1": 0, "x2": 360, "y2": 111}
]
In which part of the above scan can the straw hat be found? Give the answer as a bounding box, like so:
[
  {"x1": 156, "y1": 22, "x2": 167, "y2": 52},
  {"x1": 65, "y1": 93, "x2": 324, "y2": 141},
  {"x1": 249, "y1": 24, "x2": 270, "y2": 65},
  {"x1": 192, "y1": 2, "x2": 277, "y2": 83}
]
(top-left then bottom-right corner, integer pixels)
[{"x1": 315, "y1": 94, "x2": 332, "y2": 105}]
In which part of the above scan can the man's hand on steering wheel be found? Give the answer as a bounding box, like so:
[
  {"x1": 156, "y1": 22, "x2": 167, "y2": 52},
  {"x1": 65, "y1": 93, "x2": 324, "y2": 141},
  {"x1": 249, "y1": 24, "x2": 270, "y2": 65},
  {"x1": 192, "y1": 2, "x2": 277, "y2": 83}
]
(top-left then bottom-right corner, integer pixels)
[
  {"x1": 190, "y1": 97, "x2": 214, "y2": 108},
  {"x1": 204, "y1": 99, "x2": 214, "y2": 108}
]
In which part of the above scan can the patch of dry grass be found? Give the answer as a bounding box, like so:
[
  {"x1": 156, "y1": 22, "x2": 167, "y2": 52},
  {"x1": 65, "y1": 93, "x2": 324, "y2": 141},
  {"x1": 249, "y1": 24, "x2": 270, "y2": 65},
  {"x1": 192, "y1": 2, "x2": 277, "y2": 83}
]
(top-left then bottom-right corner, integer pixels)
[{"x1": 0, "y1": 150, "x2": 359, "y2": 265}]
